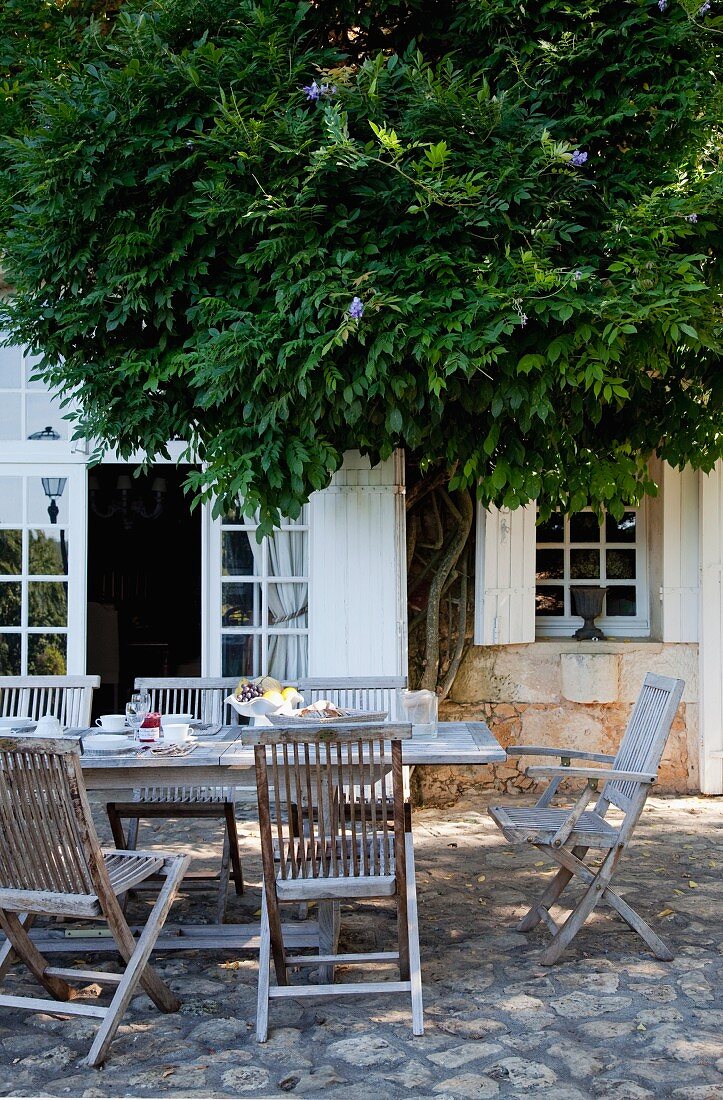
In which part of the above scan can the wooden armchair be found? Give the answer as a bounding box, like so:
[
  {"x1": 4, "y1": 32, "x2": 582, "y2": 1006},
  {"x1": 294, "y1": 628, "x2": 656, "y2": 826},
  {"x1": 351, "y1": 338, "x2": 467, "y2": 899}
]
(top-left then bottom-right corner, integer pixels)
[
  {"x1": 0, "y1": 735, "x2": 189, "y2": 1066},
  {"x1": 251, "y1": 721, "x2": 423, "y2": 1042},
  {"x1": 489, "y1": 673, "x2": 685, "y2": 965}
]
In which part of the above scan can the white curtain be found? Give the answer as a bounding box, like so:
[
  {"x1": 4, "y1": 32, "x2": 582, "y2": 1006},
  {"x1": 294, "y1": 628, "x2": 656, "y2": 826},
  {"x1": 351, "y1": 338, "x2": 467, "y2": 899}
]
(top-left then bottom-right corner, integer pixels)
[{"x1": 248, "y1": 527, "x2": 308, "y2": 681}]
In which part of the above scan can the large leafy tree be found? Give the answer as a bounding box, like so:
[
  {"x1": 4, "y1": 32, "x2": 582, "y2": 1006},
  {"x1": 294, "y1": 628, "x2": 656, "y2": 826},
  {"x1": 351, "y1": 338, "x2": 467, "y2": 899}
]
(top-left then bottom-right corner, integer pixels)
[{"x1": 1, "y1": 0, "x2": 721, "y2": 540}]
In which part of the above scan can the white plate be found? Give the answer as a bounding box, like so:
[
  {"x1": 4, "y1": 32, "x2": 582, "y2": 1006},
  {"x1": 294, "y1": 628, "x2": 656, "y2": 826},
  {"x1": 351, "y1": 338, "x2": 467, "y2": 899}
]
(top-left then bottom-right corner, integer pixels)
[
  {"x1": 82, "y1": 734, "x2": 136, "y2": 754},
  {"x1": 0, "y1": 717, "x2": 36, "y2": 730}
]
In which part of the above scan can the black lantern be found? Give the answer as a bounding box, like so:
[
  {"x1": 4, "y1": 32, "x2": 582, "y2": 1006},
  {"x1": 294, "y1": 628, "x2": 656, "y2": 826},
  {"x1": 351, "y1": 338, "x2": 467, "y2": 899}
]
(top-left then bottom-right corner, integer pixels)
[{"x1": 41, "y1": 476, "x2": 68, "y2": 572}]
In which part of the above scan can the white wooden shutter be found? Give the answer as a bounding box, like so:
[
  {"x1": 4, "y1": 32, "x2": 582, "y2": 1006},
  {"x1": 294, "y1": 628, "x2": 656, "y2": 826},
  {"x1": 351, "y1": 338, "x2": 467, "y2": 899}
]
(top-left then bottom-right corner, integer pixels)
[
  {"x1": 308, "y1": 450, "x2": 406, "y2": 676},
  {"x1": 661, "y1": 463, "x2": 699, "y2": 642},
  {"x1": 699, "y1": 461, "x2": 723, "y2": 795},
  {"x1": 474, "y1": 503, "x2": 536, "y2": 645}
]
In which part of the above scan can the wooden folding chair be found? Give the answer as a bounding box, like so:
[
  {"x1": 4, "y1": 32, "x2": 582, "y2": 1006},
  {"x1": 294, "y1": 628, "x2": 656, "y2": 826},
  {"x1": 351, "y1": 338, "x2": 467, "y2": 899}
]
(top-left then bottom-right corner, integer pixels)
[
  {"x1": 489, "y1": 673, "x2": 685, "y2": 965},
  {"x1": 0, "y1": 735, "x2": 189, "y2": 1067},
  {"x1": 252, "y1": 721, "x2": 423, "y2": 1042},
  {"x1": 106, "y1": 677, "x2": 243, "y2": 922}
]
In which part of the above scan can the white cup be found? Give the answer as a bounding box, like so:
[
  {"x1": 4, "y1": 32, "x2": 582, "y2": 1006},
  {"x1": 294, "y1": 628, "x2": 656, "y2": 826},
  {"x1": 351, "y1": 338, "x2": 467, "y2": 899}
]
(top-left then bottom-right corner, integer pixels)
[
  {"x1": 162, "y1": 723, "x2": 191, "y2": 745},
  {"x1": 95, "y1": 714, "x2": 127, "y2": 732},
  {"x1": 35, "y1": 715, "x2": 63, "y2": 736}
]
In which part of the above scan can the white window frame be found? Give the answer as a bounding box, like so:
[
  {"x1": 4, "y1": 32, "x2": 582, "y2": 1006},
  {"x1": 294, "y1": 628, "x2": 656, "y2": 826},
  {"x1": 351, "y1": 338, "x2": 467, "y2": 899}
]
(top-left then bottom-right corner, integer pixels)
[
  {"x1": 535, "y1": 505, "x2": 649, "y2": 638},
  {"x1": 0, "y1": 463, "x2": 87, "y2": 673},
  {"x1": 0, "y1": 339, "x2": 77, "y2": 445},
  {"x1": 206, "y1": 505, "x2": 309, "y2": 677}
]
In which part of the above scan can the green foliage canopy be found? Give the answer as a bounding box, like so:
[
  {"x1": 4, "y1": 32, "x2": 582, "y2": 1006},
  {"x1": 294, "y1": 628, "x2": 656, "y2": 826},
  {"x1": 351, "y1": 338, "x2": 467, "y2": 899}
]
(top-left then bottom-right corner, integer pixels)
[{"x1": 1, "y1": 0, "x2": 722, "y2": 532}]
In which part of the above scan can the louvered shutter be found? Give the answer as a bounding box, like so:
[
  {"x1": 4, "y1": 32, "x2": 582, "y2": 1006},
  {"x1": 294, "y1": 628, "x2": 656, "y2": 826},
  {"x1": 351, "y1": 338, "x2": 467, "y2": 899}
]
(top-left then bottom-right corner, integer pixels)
[
  {"x1": 661, "y1": 463, "x2": 700, "y2": 642},
  {"x1": 308, "y1": 451, "x2": 406, "y2": 676},
  {"x1": 474, "y1": 504, "x2": 536, "y2": 645}
]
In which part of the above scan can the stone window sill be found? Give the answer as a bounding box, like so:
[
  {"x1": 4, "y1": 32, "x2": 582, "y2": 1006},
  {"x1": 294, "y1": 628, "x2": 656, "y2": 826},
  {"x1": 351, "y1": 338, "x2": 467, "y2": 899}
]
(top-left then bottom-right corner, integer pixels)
[{"x1": 533, "y1": 638, "x2": 667, "y2": 654}]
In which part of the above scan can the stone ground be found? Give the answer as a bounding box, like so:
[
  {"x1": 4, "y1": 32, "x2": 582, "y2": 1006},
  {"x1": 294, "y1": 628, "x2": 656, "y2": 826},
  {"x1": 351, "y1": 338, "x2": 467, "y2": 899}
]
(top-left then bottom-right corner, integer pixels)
[{"x1": 0, "y1": 792, "x2": 721, "y2": 1099}]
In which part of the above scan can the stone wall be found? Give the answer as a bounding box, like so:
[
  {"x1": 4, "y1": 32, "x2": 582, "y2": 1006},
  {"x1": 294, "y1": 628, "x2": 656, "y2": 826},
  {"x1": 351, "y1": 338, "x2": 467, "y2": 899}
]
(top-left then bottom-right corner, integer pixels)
[{"x1": 411, "y1": 640, "x2": 699, "y2": 806}]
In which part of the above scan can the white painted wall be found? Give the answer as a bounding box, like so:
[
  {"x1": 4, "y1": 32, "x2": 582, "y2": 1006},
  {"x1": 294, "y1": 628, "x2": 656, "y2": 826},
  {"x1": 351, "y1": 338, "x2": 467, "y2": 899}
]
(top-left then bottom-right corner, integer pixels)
[{"x1": 699, "y1": 460, "x2": 723, "y2": 795}]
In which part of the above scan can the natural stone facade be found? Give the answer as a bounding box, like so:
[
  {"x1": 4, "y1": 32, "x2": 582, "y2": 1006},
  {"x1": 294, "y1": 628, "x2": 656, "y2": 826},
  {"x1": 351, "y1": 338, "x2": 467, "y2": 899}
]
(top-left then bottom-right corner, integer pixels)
[{"x1": 412, "y1": 640, "x2": 699, "y2": 807}]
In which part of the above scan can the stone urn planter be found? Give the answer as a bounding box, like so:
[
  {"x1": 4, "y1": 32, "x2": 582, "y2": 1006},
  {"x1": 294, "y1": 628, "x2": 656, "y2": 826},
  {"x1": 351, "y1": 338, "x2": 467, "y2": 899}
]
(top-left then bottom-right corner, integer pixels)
[{"x1": 571, "y1": 585, "x2": 608, "y2": 640}]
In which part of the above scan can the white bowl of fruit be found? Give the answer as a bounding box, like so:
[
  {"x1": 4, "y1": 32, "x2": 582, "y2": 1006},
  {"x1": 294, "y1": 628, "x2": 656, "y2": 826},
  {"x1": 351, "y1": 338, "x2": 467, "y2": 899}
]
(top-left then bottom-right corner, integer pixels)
[{"x1": 226, "y1": 677, "x2": 304, "y2": 725}]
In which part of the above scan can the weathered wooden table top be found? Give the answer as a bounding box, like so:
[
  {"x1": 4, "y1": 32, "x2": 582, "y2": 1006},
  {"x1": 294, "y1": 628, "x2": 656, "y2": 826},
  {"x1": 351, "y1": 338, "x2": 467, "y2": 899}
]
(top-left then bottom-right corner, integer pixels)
[{"x1": 72, "y1": 721, "x2": 505, "y2": 784}]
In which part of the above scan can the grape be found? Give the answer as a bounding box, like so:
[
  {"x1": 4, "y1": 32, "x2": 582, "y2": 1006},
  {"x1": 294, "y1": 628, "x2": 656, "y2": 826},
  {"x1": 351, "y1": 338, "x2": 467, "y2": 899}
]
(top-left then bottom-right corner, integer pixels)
[{"x1": 237, "y1": 682, "x2": 263, "y2": 704}]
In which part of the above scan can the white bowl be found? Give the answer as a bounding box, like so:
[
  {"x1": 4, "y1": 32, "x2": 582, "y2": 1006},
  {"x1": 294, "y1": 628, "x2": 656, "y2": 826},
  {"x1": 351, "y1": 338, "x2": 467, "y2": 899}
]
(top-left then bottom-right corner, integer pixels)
[
  {"x1": 162, "y1": 713, "x2": 194, "y2": 725},
  {"x1": 82, "y1": 734, "x2": 136, "y2": 754},
  {"x1": 0, "y1": 716, "x2": 35, "y2": 729}
]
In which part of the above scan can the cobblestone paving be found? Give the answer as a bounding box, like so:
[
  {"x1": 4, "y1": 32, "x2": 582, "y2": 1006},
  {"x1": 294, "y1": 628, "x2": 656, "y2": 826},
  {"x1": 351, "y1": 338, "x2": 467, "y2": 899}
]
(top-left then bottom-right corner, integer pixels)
[{"x1": 0, "y1": 793, "x2": 720, "y2": 1099}]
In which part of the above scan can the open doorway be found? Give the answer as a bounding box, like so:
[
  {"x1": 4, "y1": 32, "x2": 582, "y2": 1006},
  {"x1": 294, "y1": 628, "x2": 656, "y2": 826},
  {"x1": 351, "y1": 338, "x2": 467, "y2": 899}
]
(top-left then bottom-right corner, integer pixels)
[{"x1": 86, "y1": 464, "x2": 201, "y2": 718}]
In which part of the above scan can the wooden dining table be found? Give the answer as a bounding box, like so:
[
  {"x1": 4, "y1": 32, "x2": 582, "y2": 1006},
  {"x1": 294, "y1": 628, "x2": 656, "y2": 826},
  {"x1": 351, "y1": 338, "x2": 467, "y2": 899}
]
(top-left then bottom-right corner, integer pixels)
[{"x1": 25, "y1": 720, "x2": 506, "y2": 957}]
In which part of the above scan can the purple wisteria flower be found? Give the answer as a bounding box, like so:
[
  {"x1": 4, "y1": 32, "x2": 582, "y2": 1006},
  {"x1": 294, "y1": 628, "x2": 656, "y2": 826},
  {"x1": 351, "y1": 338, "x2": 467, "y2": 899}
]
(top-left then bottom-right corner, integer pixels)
[
  {"x1": 519, "y1": 313, "x2": 529, "y2": 327},
  {"x1": 699, "y1": 0, "x2": 711, "y2": 13},
  {"x1": 570, "y1": 150, "x2": 588, "y2": 167},
  {"x1": 348, "y1": 296, "x2": 364, "y2": 319},
  {"x1": 302, "y1": 81, "x2": 337, "y2": 102},
  {"x1": 658, "y1": 0, "x2": 667, "y2": 10},
  {"x1": 687, "y1": 213, "x2": 699, "y2": 223}
]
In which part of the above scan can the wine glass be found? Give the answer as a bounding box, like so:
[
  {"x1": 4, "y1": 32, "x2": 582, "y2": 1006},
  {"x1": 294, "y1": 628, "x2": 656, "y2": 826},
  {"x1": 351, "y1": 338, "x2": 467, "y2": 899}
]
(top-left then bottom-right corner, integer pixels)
[{"x1": 125, "y1": 691, "x2": 151, "y2": 740}]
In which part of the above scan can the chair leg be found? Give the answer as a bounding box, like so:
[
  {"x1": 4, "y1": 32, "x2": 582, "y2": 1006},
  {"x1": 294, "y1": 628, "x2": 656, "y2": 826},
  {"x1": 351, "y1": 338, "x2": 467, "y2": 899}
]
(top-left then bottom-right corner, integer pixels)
[
  {"x1": 0, "y1": 912, "x2": 34, "y2": 981},
  {"x1": 223, "y1": 802, "x2": 244, "y2": 896},
  {"x1": 87, "y1": 856, "x2": 189, "y2": 1067},
  {"x1": 106, "y1": 803, "x2": 128, "y2": 850},
  {"x1": 404, "y1": 832, "x2": 424, "y2": 1036},
  {"x1": 256, "y1": 893, "x2": 271, "y2": 1043},
  {"x1": 0, "y1": 910, "x2": 71, "y2": 1001},
  {"x1": 318, "y1": 900, "x2": 340, "y2": 983},
  {"x1": 217, "y1": 828, "x2": 231, "y2": 924},
  {"x1": 516, "y1": 845, "x2": 589, "y2": 932},
  {"x1": 551, "y1": 845, "x2": 674, "y2": 961},
  {"x1": 100, "y1": 857, "x2": 188, "y2": 1013},
  {"x1": 541, "y1": 846, "x2": 622, "y2": 966}
]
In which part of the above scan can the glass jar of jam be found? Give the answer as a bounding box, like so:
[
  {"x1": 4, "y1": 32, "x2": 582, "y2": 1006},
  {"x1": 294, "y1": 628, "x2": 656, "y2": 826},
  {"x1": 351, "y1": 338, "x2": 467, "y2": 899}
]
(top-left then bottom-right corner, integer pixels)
[{"x1": 138, "y1": 711, "x2": 161, "y2": 744}]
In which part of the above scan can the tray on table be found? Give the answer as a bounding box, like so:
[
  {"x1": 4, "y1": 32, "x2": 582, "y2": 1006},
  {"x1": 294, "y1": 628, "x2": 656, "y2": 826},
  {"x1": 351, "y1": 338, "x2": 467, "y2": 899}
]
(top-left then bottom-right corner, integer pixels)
[{"x1": 267, "y1": 708, "x2": 388, "y2": 727}]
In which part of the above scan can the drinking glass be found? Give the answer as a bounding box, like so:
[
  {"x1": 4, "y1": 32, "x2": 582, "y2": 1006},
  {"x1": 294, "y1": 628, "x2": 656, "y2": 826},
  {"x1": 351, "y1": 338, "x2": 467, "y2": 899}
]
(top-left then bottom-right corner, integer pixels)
[{"x1": 125, "y1": 691, "x2": 151, "y2": 740}]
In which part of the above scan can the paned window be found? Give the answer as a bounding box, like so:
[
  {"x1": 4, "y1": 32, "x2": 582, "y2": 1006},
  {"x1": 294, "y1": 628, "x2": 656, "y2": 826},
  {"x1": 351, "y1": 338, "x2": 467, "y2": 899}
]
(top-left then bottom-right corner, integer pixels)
[
  {"x1": 219, "y1": 507, "x2": 309, "y2": 680},
  {"x1": 0, "y1": 474, "x2": 70, "y2": 673},
  {"x1": 0, "y1": 340, "x2": 72, "y2": 443},
  {"x1": 535, "y1": 508, "x2": 649, "y2": 637}
]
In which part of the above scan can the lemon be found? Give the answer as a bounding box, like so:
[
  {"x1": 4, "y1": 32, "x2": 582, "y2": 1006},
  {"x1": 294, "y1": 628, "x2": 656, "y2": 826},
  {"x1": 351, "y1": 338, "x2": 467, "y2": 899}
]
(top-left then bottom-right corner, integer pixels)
[{"x1": 261, "y1": 690, "x2": 284, "y2": 708}]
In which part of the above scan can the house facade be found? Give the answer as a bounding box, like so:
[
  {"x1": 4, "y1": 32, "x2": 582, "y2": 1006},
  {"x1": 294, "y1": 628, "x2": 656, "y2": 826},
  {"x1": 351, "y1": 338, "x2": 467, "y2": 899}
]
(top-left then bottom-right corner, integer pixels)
[{"x1": 1, "y1": 335, "x2": 721, "y2": 795}]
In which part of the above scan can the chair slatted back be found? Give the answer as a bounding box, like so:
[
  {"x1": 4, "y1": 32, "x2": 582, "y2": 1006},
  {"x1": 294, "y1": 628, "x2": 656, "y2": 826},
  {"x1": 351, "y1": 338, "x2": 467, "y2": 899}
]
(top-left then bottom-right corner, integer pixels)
[
  {"x1": 0, "y1": 677, "x2": 100, "y2": 728},
  {"x1": 600, "y1": 673, "x2": 685, "y2": 813},
  {"x1": 297, "y1": 677, "x2": 407, "y2": 716},
  {"x1": 134, "y1": 677, "x2": 242, "y2": 725},
  {"x1": 0, "y1": 736, "x2": 96, "y2": 897},
  {"x1": 253, "y1": 724, "x2": 411, "y2": 886}
]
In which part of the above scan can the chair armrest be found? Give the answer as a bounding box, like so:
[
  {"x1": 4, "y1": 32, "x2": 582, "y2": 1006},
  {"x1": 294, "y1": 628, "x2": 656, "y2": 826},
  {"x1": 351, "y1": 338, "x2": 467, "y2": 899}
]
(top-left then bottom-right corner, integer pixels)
[
  {"x1": 510, "y1": 746, "x2": 616, "y2": 764},
  {"x1": 525, "y1": 765, "x2": 657, "y2": 783}
]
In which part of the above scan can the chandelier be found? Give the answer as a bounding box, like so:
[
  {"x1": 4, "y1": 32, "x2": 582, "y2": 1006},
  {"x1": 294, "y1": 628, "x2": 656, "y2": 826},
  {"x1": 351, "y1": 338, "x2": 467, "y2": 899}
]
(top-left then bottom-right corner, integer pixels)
[{"x1": 89, "y1": 474, "x2": 167, "y2": 531}]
